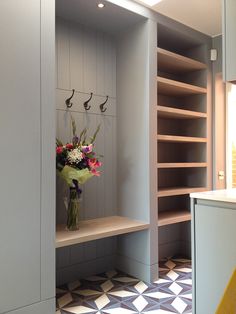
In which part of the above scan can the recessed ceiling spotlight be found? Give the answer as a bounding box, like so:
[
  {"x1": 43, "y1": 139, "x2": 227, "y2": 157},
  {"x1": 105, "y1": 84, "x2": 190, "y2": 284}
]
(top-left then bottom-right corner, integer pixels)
[
  {"x1": 98, "y1": 3, "x2": 105, "y2": 8},
  {"x1": 139, "y1": 0, "x2": 163, "y2": 6}
]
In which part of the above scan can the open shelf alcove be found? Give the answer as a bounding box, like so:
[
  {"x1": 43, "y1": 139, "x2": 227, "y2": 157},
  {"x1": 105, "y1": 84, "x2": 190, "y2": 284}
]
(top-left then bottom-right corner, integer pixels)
[{"x1": 55, "y1": 0, "x2": 158, "y2": 285}]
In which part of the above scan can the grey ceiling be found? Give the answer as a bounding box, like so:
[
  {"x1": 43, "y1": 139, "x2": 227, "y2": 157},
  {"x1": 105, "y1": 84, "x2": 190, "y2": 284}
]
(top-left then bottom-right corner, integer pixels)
[
  {"x1": 56, "y1": 0, "x2": 146, "y2": 34},
  {"x1": 135, "y1": 0, "x2": 221, "y2": 37}
]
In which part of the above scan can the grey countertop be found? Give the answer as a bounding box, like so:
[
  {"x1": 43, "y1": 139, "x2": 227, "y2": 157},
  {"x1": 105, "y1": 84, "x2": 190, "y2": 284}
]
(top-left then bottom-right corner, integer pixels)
[{"x1": 190, "y1": 188, "x2": 236, "y2": 203}]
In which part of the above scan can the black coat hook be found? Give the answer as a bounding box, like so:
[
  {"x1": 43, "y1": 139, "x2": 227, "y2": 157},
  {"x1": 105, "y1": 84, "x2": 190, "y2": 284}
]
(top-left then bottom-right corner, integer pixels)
[
  {"x1": 100, "y1": 96, "x2": 109, "y2": 113},
  {"x1": 65, "y1": 89, "x2": 75, "y2": 108},
  {"x1": 84, "y1": 92, "x2": 93, "y2": 111}
]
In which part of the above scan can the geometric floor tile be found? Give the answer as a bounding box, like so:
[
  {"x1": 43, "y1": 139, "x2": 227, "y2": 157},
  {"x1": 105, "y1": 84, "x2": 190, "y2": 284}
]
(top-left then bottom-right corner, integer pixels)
[
  {"x1": 134, "y1": 281, "x2": 148, "y2": 294},
  {"x1": 171, "y1": 297, "x2": 188, "y2": 313},
  {"x1": 165, "y1": 260, "x2": 176, "y2": 270},
  {"x1": 56, "y1": 258, "x2": 192, "y2": 314},
  {"x1": 168, "y1": 282, "x2": 183, "y2": 295},
  {"x1": 132, "y1": 295, "x2": 148, "y2": 311},
  {"x1": 95, "y1": 294, "x2": 110, "y2": 310},
  {"x1": 64, "y1": 305, "x2": 97, "y2": 313},
  {"x1": 166, "y1": 270, "x2": 180, "y2": 281},
  {"x1": 57, "y1": 293, "x2": 73, "y2": 308}
]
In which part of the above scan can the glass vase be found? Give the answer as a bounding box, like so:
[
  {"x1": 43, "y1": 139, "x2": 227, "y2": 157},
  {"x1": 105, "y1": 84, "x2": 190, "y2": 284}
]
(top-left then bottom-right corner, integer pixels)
[{"x1": 67, "y1": 187, "x2": 80, "y2": 231}]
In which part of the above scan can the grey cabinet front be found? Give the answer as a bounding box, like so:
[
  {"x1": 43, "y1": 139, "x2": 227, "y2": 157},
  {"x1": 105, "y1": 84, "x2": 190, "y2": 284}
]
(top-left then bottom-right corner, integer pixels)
[
  {"x1": 193, "y1": 203, "x2": 236, "y2": 314},
  {"x1": 0, "y1": 0, "x2": 55, "y2": 313}
]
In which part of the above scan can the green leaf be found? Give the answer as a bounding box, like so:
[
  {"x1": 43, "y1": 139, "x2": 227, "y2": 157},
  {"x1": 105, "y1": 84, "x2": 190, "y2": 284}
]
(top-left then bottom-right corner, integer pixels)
[
  {"x1": 79, "y1": 128, "x2": 87, "y2": 145},
  {"x1": 56, "y1": 138, "x2": 63, "y2": 147},
  {"x1": 90, "y1": 124, "x2": 101, "y2": 144},
  {"x1": 70, "y1": 114, "x2": 77, "y2": 137},
  {"x1": 82, "y1": 128, "x2": 87, "y2": 145}
]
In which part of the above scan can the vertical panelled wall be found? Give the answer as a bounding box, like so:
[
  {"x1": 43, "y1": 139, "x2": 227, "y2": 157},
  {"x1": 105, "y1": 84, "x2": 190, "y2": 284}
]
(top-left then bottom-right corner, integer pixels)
[{"x1": 56, "y1": 17, "x2": 117, "y2": 284}]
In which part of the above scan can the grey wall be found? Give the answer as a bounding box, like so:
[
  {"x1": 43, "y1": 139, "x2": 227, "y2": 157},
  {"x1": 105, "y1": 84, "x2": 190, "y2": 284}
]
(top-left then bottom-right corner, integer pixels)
[
  {"x1": 212, "y1": 35, "x2": 226, "y2": 190},
  {"x1": 56, "y1": 17, "x2": 117, "y2": 285},
  {"x1": 213, "y1": 36, "x2": 223, "y2": 73}
]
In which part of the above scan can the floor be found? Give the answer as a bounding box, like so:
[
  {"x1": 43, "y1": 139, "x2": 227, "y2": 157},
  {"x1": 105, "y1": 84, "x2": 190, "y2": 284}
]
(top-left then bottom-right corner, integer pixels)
[{"x1": 56, "y1": 258, "x2": 192, "y2": 314}]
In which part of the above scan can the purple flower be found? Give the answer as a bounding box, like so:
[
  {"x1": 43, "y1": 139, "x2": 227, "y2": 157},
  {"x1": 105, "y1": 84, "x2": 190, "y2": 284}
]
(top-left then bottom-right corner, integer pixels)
[
  {"x1": 82, "y1": 144, "x2": 93, "y2": 154},
  {"x1": 72, "y1": 135, "x2": 79, "y2": 144}
]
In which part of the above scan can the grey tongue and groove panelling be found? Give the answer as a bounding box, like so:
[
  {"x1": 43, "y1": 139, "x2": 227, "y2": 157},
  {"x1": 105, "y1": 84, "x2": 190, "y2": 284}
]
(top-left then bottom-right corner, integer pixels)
[{"x1": 56, "y1": 17, "x2": 117, "y2": 285}]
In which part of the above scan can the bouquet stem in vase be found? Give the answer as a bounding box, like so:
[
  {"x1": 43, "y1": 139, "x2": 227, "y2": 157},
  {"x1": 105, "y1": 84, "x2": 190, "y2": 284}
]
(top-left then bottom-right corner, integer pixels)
[{"x1": 67, "y1": 187, "x2": 80, "y2": 231}]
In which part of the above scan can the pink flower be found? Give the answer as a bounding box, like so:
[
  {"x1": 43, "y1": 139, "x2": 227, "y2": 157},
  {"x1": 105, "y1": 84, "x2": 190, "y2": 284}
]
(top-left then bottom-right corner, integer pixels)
[
  {"x1": 91, "y1": 169, "x2": 101, "y2": 176},
  {"x1": 88, "y1": 158, "x2": 102, "y2": 169},
  {"x1": 96, "y1": 161, "x2": 102, "y2": 167},
  {"x1": 56, "y1": 146, "x2": 63, "y2": 154},
  {"x1": 88, "y1": 158, "x2": 96, "y2": 168}
]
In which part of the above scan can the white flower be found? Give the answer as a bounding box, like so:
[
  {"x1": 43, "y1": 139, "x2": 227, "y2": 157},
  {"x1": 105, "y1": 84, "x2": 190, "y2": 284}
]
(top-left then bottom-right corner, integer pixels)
[{"x1": 67, "y1": 148, "x2": 83, "y2": 164}]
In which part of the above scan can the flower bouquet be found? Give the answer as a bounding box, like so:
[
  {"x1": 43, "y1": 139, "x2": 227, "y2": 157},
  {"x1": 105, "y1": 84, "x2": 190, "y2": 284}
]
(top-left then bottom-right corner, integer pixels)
[{"x1": 56, "y1": 116, "x2": 102, "y2": 231}]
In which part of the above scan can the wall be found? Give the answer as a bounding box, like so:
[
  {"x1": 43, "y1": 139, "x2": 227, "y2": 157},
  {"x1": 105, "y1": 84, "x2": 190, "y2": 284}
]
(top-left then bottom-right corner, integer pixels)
[
  {"x1": 56, "y1": 17, "x2": 117, "y2": 285},
  {"x1": 226, "y1": 83, "x2": 236, "y2": 188},
  {"x1": 212, "y1": 35, "x2": 226, "y2": 190},
  {"x1": 233, "y1": 144, "x2": 236, "y2": 187}
]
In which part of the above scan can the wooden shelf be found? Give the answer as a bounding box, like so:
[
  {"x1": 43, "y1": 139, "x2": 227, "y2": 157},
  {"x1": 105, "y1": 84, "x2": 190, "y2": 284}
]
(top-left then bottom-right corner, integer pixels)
[
  {"x1": 158, "y1": 187, "x2": 207, "y2": 197},
  {"x1": 157, "y1": 48, "x2": 207, "y2": 73},
  {"x1": 157, "y1": 76, "x2": 207, "y2": 96},
  {"x1": 158, "y1": 210, "x2": 191, "y2": 226},
  {"x1": 157, "y1": 162, "x2": 207, "y2": 168},
  {"x1": 157, "y1": 105, "x2": 207, "y2": 119},
  {"x1": 157, "y1": 134, "x2": 207, "y2": 143},
  {"x1": 56, "y1": 216, "x2": 149, "y2": 248}
]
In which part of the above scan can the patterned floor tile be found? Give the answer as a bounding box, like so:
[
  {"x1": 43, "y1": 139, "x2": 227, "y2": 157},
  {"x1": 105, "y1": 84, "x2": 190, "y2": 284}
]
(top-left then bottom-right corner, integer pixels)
[{"x1": 57, "y1": 258, "x2": 192, "y2": 314}]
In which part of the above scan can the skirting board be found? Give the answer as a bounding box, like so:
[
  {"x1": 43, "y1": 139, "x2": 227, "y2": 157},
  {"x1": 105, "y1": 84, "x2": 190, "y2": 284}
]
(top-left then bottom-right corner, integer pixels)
[
  {"x1": 56, "y1": 255, "x2": 115, "y2": 286},
  {"x1": 115, "y1": 254, "x2": 159, "y2": 282},
  {"x1": 4, "y1": 298, "x2": 55, "y2": 314},
  {"x1": 57, "y1": 253, "x2": 159, "y2": 285}
]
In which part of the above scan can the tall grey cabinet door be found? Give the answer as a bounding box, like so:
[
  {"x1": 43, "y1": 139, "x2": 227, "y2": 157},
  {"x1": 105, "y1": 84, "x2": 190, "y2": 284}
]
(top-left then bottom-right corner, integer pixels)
[
  {"x1": 223, "y1": 0, "x2": 236, "y2": 82},
  {"x1": 195, "y1": 204, "x2": 236, "y2": 314},
  {"x1": 0, "y1": 0, "x2": 54, "y2": 313}
]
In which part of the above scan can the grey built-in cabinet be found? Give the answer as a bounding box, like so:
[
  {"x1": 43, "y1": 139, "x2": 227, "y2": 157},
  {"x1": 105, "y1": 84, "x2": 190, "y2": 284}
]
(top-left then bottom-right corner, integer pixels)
[
  {"x1": 223, "y1": 0, "x2": 236, "y2": 83},
  {"x1": 191, "y1": 192, "x2": 236, "y2": 314},
  {"x1": 0, "y1": 0, "x2": 55, "y2": 313}
]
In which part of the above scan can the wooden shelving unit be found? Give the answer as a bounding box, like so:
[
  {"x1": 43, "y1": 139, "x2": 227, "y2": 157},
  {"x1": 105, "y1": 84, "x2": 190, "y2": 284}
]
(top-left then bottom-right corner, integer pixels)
[
  {"x1": 157, "y1": 45, "x2": 209, "y2": 231},
  {"x1": 158, "y1": 187, "x2": 207, "y2": 198},
  {"x1": 56, "y1": 216, "x2": 149, "y2": 248},
  {"x1": 157, "y1": 162, "x2": 207, "y2": 168},
  {"x1": 157, "y1": 48, "x2": 207, "y2": 73},
  {"x1": 157, "y1": 76, "x2": 207, "y2": 96},
  {"x1": 157, "y1": 105, "x2": 207, "y2": 119},
  {"x1": 158, "y1": 210, "x2": 191, "y2": 226},
  {"x1": 157, "y1": 134, "x2": 207, "y2": 143}
]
